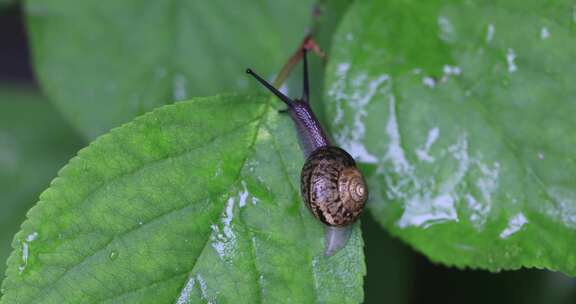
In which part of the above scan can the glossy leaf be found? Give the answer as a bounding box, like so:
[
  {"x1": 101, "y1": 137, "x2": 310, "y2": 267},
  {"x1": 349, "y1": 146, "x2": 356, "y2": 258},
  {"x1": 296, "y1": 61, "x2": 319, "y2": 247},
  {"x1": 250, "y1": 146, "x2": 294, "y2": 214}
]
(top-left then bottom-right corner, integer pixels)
[
  {"x1": 325, "y1": 0, "x2": 576, "y2": 275},
  {"x1": 1, "y1": 94, "x2": 364, "y2": 303},
  {"x1": 25, "y1": 0, "x2": 314, "y2": 139},
  {"x1": 0, "y1": 86, "x2": 83, "y2": 288}
]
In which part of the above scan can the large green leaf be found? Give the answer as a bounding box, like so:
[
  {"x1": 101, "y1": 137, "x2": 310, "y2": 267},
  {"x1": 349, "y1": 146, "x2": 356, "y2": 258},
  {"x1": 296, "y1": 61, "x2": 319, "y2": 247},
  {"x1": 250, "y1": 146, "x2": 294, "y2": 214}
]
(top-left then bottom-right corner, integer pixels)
[
  {"x1": 1, "y1": 94, "x2": 364, "y2": 303},
  {"x1": 25, "y1": 0, "x2": 314, "y2": 139},
  {"x1": 0, "y1": 86, "x2": 83, "y2": 290},
  {"x1": 324, "y1": 0, "x2": 576, "y2": 274}
]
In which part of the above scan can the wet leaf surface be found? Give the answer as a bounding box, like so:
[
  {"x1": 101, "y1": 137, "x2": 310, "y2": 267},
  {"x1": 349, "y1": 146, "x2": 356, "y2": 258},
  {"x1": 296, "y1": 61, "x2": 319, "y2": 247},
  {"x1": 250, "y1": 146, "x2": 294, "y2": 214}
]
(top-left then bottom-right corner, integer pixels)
[
  {"x1": 1, "y1": 94, "x2": 364, "y2": 303},
  {"x1": 325, "y1": 0, "x2": 576, "y2": 275}
]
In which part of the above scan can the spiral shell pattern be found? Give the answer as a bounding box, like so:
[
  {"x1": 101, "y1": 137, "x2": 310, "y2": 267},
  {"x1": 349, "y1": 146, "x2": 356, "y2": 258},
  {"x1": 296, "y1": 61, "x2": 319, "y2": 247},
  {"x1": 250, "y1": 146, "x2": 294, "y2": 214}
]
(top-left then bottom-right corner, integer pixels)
[{"x1": 300, "y1": 146, "x2": 368, "y2": 226}]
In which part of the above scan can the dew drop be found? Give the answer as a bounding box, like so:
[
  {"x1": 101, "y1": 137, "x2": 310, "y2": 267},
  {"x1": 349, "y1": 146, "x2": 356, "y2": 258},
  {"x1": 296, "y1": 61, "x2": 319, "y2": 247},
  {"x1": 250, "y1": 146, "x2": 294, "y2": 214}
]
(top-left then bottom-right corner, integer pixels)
[
  {"x1": 109, "y1": 250, "x2": 119, "y2": 260},
  {"x1": 422, "y1": 76, "x2": 436, "y2": 88},
  {"x1": 506, "y1": 48, "x2": 517, "y2": 73},
  {"x1": 18, "y1": 243, "x2": 29, "y2": 273},
  {"x1": 486, "y1": 24, "x2": 495, "y2": 43},
  {"x1": 26, "y1": 232, "x2": 38, "y2": 242},
  {"x1": 540, "y1": 27, "x2": 550, "y2": 40},
  {"x1": 18, "y1": 232, "x2": 38, "y2": 274}
]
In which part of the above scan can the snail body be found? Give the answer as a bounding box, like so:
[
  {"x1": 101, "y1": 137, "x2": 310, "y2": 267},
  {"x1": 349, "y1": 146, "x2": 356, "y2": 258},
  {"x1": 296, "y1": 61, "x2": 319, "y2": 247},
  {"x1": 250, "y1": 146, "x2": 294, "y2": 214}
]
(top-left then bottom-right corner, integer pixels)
[{"x1": 246, "y1": 50, "x2": 368, "y2": 256}]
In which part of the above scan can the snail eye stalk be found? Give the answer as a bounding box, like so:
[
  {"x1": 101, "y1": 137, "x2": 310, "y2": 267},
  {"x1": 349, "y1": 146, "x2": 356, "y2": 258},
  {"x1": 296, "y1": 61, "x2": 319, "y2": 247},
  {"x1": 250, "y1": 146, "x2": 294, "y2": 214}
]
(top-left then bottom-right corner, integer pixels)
[
  {"x1": 246, "y1": 68, "x2": 295, "y2": 107},
  {"x1": 301, "y1": 49, "x2": 309, "y2": 103}
]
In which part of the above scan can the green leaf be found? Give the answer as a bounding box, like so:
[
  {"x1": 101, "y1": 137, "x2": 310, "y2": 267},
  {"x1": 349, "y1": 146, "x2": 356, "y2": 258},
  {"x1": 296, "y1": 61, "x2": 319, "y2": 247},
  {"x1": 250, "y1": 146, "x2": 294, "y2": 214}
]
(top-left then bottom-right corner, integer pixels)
[
  {"x1": 0, "y1": 86, "x2": 83, "y2": 286},
  {"x1": 324, "y1": 0, "x2": 576, "y2": 275},
  {"x1": 1, "y1": 94, "x2": 364, "y2": 303},
  {"x1": 25, "y1": 0, "x2": 314, "y2": 139}
]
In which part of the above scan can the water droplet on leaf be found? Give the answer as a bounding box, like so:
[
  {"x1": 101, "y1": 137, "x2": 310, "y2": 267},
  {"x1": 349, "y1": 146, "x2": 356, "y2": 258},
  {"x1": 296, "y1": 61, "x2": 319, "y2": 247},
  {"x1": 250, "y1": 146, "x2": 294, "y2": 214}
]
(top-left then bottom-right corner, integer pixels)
[{"x1": 109, "y1": 250, "x2": 119, "y2": 260}]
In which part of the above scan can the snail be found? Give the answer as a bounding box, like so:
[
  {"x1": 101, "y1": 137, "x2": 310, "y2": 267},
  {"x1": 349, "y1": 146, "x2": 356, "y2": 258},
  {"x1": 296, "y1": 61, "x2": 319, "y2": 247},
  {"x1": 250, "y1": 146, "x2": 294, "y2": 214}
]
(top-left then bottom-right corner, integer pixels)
[{"x1": 246, "y1": 49, "x2": 368, "y2": 256}]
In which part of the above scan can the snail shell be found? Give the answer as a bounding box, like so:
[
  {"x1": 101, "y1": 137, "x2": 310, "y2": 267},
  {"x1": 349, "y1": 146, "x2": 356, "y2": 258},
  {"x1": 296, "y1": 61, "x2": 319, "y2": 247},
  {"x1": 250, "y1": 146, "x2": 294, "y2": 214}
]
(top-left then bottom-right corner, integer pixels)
[{"x1": 301, "y1": 146, "x2": 368, "y2": 227}]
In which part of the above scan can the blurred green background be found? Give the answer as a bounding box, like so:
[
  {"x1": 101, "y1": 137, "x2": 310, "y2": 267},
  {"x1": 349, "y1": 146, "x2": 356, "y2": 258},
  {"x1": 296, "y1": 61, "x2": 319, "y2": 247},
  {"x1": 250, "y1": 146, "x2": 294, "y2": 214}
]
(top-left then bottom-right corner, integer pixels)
[{"x1": 1, "y1": 3, "x2": 576, "y2": 303}]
